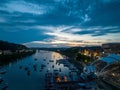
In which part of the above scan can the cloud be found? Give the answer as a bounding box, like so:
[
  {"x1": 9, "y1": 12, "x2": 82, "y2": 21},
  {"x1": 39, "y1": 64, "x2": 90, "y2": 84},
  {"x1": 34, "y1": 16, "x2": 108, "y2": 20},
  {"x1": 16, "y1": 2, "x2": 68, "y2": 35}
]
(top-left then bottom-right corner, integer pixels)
[
  {"x1": 73, "y1": 26, "x2": 120, "y2": 36},
  {"x1": 25, "y1": 25, "x2": 119, "y2": 47},
  {"x1": 0, "y1": 0, "x2": 120, "y2": 47},
  {"x1": 101, "y1": 0, "x2": 120, "y2": 3},
  {"x1": 0, "y1": 17, "x2": 6, "y2": 23},
  {"x1": 0, "y1": 0, "x2": 54, "y2": 15}
]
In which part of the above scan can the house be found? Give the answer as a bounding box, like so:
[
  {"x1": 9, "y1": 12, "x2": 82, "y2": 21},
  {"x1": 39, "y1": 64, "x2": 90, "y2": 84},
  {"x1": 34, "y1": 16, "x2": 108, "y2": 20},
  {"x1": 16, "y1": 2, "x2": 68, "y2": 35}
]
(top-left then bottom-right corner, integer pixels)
[{"x1": 3, "y1": 50, "x2": 12, "y2": 55}]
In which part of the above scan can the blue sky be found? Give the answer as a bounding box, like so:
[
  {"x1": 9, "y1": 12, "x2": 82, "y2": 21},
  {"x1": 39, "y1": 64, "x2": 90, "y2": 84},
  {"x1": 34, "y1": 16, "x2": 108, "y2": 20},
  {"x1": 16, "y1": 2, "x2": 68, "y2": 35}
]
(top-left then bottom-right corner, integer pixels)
[{"x1": 0, "y1": 0, "x2": 120, "y2": 47}]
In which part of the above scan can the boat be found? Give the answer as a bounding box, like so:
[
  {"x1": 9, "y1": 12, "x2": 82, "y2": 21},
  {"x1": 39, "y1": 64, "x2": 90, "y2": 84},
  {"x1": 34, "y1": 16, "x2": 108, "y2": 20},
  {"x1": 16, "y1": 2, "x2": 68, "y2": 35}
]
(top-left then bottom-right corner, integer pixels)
[
  {"x1": 45, "y1": 73, "x2": 52, "y2": 78},
  {"x1": 19, "y1": 66, "x2": 23, "y2": 69},
  {"x1": 47, "y1": 68, "x2": 50, "y2": 72},
  {"x1": 45, "y1": 72, "x2": 54, "y2": 89},
  {"x1": 0, "y1": 77, "x2": 3, "y2": 84},
  {"x1": 0, "y1": 70, "x2": 7, "y2": 75},
  {"x1": 2, "y1": 84, "x2": 8, "y2": 90},
  {"x1": 34, "y1": 58, "x2": 37, "y2": 61},
  {"x1": 24, "y1": 67, "x2": 29, "y2": 71},
  {"x1": 64, "y1": 63, "x2": 69, "y2": 67},
  {"x1": 52, "y1": 65, "x2": 54, "y2": 68},
  {"x1": 43, "y1": 59, "x2": 46, "y2": 61},
  {"x1": 54, "y1": 69, "x2": 59, "y2": 72},
  {"x1": 59, "y1": 68, "x2": 61, "y2": 72},
  {"x1": 49, "y1": 60, "x2": 54, "y2": 62},
  {"x1": 53, "y1": 69, "x2": 59, "y2": 76},
  {"x1": 41, "y1": 64, "x2": 46, "y2": 67}
]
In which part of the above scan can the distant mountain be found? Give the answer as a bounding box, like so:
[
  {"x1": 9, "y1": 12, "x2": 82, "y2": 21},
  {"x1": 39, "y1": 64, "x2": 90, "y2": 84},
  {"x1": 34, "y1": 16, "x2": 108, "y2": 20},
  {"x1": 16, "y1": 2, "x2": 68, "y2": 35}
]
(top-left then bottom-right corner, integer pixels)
[{"x1": 0, "y1": 40, "x2": 27, "y2": 51}]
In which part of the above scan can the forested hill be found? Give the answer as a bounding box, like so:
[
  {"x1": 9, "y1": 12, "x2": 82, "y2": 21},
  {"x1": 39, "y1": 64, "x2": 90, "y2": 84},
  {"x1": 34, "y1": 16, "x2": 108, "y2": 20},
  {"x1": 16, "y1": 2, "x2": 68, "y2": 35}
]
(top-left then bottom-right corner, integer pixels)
[{"x1": 0, "y1": 40, "x2": 27, "y2": 51}]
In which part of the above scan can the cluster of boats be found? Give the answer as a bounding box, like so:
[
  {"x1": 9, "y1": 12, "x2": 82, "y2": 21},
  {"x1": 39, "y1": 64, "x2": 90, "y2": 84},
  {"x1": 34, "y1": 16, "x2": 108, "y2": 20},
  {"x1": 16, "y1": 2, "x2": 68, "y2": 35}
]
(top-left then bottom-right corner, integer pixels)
[
  {"x1": 45, "y1": 73, "x2": 55, "y2": 90},
  {"x1": 0, "y1": 70, "x2": 8, "y2": 90}
]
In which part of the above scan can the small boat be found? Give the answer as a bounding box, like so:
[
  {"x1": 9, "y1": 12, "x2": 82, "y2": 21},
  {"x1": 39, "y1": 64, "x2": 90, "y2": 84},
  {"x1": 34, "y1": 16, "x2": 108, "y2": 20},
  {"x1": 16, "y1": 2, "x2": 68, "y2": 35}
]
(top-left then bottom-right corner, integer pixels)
[
  {"x1": 2, "y1": 84, "x2": 8, "y2": 90},
  {"x1": 49, "y1": 60, "x2": 54, "y2": 62},
  {"x1": 41, "y1": 64, "x2": 46, "y2": 67},
  {"x1": 39, "y1": 69, "x2": 42, "y2": 72},
  {"x1": 27, "y1": 70, "x2": 30, "y2": 76},
  {"x1": 24, "y1": 67, "x2": 29, "y2": 71},
  {"x1": 45, "y1": 73, "x2": 52, "y2": 79},
  {"x1": 59, "y1": 68, "x2": 61, "y2": 72},
  {"x1": 64, "y1": 64, "x2": 69, "y2": 67},
  {"x1": 54, "y1": 69, "x2": 58, "y2": 72},
  {"x1": 43, "y1": 59, "x2": 46, "y2": 61},
  {"x1": 19, "y1": 66, "x2": 22, "y2": 69},
  {"x1": 0, "y1": 77, "x2": 3, "y2": 84},
  {"x1": 52, "y1": 65, "x2": 54, "y2": 68},
  {"x1": 33, "y1": 64, "x2": 37, "y2": 68},
  {"x1": 0, "y1": 70, "x2": 7, "y2": 75},
  {"x1": 53, "y1": 69, "x2": 59, "y2": 76},
  {"x1": 34, "y1": 58, "x2": 37, "y2": 61}
]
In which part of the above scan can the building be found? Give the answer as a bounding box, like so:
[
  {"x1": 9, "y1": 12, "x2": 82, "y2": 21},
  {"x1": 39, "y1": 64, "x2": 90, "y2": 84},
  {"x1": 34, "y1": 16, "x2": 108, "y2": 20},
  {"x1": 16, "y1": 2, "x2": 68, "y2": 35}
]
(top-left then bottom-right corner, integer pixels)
[
  {"x1": 92, "y1": 54, "x2": 120, "y2": 75},
  {"x1": 83, "y1": 54, "x2": 120, "y2": 89},
  {"x1": 2, "y1": 50, "x2": 12, "y2": 55},
  {"x1": 102, "y1": 43, "x2": 120, "y2": 54},
  {"x1": 0, "y1": 50, "x2": 2, "y2": 55}
]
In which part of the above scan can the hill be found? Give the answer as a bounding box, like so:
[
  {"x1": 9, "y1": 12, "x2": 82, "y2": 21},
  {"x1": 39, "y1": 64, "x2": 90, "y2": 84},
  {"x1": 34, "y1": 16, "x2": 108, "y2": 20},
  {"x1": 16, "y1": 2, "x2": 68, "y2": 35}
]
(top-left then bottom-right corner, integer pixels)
[{"x1": 0, "y1": 40, "x2": 27, "y2": 51}]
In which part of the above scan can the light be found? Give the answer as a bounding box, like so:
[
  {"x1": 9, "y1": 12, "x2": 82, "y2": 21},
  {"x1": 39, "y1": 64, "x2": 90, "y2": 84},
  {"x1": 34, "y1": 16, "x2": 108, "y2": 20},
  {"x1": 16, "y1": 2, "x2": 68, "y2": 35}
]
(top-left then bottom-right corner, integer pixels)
[{"x1": 112, "y1": 73, "x2": 115, "y2": 76}]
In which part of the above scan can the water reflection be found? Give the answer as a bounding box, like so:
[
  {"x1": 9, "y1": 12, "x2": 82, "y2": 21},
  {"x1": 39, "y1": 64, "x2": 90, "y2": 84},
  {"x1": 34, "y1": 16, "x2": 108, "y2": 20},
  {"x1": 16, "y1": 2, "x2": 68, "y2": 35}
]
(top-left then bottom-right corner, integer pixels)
[{"x1": 0, "y1": 50, "x2": 69, "y2": 90}]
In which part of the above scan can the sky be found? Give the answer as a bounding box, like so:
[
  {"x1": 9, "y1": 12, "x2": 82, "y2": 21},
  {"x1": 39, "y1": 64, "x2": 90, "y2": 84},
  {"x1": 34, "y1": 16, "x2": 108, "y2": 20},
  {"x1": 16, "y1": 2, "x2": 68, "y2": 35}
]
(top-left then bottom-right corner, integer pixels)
[{"x1": 0, "y1": 0, "x2": 120, "y2": 47}]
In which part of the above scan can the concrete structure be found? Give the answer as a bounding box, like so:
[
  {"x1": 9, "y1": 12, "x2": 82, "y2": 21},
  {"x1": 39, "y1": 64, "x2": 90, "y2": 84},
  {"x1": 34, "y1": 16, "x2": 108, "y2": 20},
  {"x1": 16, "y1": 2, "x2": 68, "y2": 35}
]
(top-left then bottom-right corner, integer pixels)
[
  {"x1": 83, "y1": 54, "x2": 120, "y2": 89},
  {"x1": 102, "y1": 43, "x2": 120, "y2": 54},
  {"x1": 92, "y1": 54, "x2": 120, "y2": 75}
]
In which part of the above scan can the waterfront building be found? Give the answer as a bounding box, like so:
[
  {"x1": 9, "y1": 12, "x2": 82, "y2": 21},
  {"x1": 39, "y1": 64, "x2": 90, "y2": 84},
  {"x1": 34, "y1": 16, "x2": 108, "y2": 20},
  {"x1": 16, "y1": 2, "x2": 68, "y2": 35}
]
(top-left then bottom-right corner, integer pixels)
[
  {"x1": 102, "y1": 43, "x2": 120, "y2": 54},
  {"x1": 2, "y1": 50, "x2": 12, "y2": 55},
  {"x1": 83, "y1": 54, "x2": 120, "y2": 89}
]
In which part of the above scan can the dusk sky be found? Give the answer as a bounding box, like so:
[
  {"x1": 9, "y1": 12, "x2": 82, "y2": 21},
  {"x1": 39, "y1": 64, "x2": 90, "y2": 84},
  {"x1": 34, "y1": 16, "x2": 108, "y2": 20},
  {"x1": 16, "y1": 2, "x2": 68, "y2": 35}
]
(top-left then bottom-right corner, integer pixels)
[{"x1": 0, "y1": 0, "x2": 120, "y2": 47}]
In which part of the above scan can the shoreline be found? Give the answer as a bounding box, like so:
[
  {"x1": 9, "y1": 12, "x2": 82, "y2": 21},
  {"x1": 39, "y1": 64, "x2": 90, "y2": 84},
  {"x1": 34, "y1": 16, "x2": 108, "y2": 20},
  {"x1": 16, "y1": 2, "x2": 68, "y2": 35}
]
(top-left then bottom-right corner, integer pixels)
[{"x1": 0, "y1": 50, "x2": 36, "y2": 66}]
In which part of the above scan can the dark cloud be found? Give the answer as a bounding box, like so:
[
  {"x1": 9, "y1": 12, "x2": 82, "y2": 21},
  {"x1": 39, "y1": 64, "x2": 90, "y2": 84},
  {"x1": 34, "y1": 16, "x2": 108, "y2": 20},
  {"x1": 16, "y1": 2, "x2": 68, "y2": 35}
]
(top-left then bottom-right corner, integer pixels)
[
  {"x1": 0, "y1": 29, "x2": 52, "y2": 43},
  {"x1": 72, "y1": 26, "x2": 120, "y2": 36},
  {"x1": 84, "y1": 1, "x2": 120, "y2": 26},
  {"x1": 1, "y1": 0, "x2": 120, "y2": 26}
]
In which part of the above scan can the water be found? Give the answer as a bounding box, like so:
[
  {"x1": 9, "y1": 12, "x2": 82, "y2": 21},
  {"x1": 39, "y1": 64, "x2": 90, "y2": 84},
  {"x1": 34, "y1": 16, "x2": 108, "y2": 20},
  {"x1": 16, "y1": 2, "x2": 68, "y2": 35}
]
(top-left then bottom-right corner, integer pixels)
[
  {"x1": 0, "y1": 50, "x2": 116, "y2": 90},
  {"x1": 0, "y1": 50, "x2": 78, "y2": 90}
]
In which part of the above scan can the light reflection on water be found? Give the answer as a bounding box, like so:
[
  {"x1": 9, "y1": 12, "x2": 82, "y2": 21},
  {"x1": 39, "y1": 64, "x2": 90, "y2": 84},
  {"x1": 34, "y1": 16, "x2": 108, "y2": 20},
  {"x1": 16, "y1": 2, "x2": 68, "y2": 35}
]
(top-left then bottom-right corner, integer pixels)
[{"x1": 0, "y1": 50, "x2": 75, "y2": 90}]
